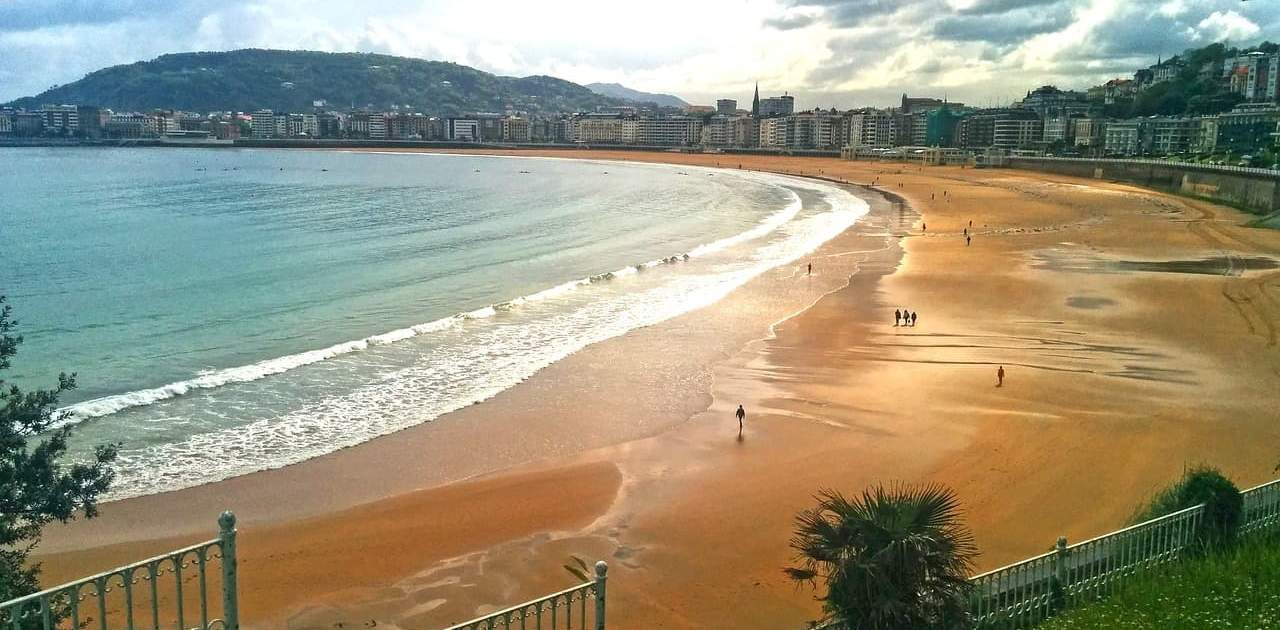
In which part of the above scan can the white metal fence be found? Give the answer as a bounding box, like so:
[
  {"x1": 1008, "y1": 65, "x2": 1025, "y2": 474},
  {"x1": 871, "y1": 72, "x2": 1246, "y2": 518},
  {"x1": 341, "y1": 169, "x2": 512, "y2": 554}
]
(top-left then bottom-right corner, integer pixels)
[
  {"x1": 443, "y1": 561, "x2": 608, "y2": 630},
  {"x1": 0, "y1": 512, "x2": 238, "y2": 630},
  {"x1": 971, "y1": 477, "x2": 1280, "y2": 628},
  {"x1": 807, "y1": 477, "x2": 1280, "y2": 630}
]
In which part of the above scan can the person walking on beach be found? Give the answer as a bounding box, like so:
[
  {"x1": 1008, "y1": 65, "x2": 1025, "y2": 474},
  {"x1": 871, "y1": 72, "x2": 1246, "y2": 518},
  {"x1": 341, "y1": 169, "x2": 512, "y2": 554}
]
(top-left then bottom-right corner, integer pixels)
[
  {"x1": 966, "y1": 235, "x2": 972, "y2": 246},
  {"x1": 922, "y1": 222, "x2": 927, "y2": 232},
  {"x1": 735, "y1": 405, "x2": 746, "y2": 435},
  {"x1": 997, "y1": 365, "x2": 1005, "y2": 387},
  {"x1": 895, "y1": 309, "x2": 902, "y2": 326},
  {"x1": 807, "y1": 262, "x2": 812, "y2": 276},
  {"x1": 910, "y1": 311, "x2": 917, "y2": 326}
]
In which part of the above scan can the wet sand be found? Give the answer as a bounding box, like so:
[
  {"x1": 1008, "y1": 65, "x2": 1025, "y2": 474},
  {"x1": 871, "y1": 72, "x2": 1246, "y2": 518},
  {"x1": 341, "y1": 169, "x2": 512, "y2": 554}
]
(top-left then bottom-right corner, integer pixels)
[{"x1": 39, "y1": 151, "x2": 1280, "y2": 629}]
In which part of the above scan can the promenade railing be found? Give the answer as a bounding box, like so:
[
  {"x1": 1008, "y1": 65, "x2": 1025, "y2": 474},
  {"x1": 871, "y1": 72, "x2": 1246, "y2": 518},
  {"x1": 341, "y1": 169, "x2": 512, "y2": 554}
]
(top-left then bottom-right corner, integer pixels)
[
  {"x1": 1008, "y1": 155, "x2": 1280, "y2": 179},
  {"x1": 969, "y1": 477, "x2": 1280, "y2": 628},
  {"x1": 443, "y1": 561, "x2": 608, "y2": 630},
  {"x1": 808, "y1": 476, "x2": 1280, "y2": 630},
  {"x1": 0, "y1": 512, "x2": 239, "y2": 630}
]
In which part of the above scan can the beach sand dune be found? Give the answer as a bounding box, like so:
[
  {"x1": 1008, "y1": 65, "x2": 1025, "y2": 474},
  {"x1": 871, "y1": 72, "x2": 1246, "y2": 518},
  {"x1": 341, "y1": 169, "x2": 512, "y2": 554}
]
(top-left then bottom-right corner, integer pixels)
[{"x1": 39, "y1": 152, "x2": 1280, "y2": 629}]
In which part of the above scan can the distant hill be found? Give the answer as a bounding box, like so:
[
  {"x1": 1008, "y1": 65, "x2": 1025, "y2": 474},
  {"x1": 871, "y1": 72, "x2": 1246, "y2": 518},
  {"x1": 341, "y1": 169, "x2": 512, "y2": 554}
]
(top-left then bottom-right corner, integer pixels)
[
  {"x1": 4, "y1": 49, "x2": 627, "y2": 115},
  {"x1": 1094, "y1": 40, "x2": 1279, "y2": 118},
  {"x1": 586, "y1": 83, "x2": 689, "y2": 108}
]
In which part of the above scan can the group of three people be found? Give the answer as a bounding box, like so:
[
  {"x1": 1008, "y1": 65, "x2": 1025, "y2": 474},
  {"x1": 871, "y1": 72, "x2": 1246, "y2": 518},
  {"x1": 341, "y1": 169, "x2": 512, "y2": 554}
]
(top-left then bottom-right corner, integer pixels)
[{"x1": 894, "y1": 309, "x2": 917, "y2": 326}]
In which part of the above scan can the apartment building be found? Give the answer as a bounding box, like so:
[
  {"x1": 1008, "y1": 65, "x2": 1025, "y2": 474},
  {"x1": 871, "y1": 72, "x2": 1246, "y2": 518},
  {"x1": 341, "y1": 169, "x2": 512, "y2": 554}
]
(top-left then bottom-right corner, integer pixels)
[
  {"x1": 635, "y1": 117, "x2": 702, "y2": 146},
  {"x1": 846, "y1": 109, "x2": 896, "y2": 148}
]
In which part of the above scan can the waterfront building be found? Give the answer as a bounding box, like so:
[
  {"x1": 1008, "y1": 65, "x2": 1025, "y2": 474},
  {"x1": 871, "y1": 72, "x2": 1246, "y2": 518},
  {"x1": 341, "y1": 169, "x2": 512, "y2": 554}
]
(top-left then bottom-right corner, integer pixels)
[
  {"x1": 759, "y1": 94, "x2": 794, "y2": 118},
  {"x1": 1104, "y1": 120, "x2": 1145, "y2": 156},
  {"x1": 785, "y1": 110, "x2": 844, "y2": 149},
  {"x1": 556, "y1": 117, "x2": 577, "y2": 143},
  {"x1": 104, "y1": 113, "x2": 147, "y2": 138},
  {"x1": 702, "y1": 115, "x2": 735, "y2": 146},
  {"x1": 716, "y1": 99, "x2": 737, "y2": 115},
  {"x1": 758, "y1": 117, "x2": 786, "y2": 147},
  {"x1": 955, "y1": 111, "x2": 995, "y2": 149},
  {"x1": 621, "y1": 117, "x2": 639, "y2": 144},
  {"x1": 287, "y1": 113, "x2": 318, "y2": 137},
  {"x1": 251, "y1": 110, "x2": 277, "y2": 138},
  {"x1": 1194, "y1": 116, "x2": 1218, "y2": 153},
  {"x1": 635, "y1": 117, "x2": 702, "y2": 146},
  {"x1": 1073, "y1": 118, "x2": 1105, "y2": 149},
  {"x1": 1148, "y1": 117, "x2": 1199, "y2": 155},
  {"x1": 367, "y1": 113, "x2": 387, "y2": 139},
  {"x1": 502, "y1": 116, "x2": 531, "y2": 142},
  {"x1": 898, "y1": 111, "x2": 929, "y2": 146},
  {"x1": 212, "y1": 120, "x2": 241, "y2": 140},
  {"x1": 846, "y1": 108, "x2": 896, "y2": 148},
  {"x1": 317, "y1": 113, "x2": 343, "y2": 138},
  {"x1": 38, "y1": 105, "x2": 79, "y2": 135},
  {"x1": 1042, "y1": 116, "x2": 1084, "y2": 146},
  {"x1": 574, "y1": 115, "x2": 625, "y2": 143},
  {"x1": 0, "y1": 111, "x2": 11, "y2": 135},
  {"x1": 446, "y1": 117, "x2": 479, "y2": 141},
  {"x1": 476, "y1": 114, "x2": 505, "y2": 142},
  {"x1": 527, "y1": 117, "x2": 556, "y2": 142},
  {"x1": 992, "y1": 110, "x2": 1042, "y2": 149},
  {"x1": 925, "y1": 107, "x2": 964, "y2": 147},
  {"x1": 733, "y1": 116, "x2": 759, "y2": 147},
  {"x1": 1215, "y1": 102, "x2": 1280, "y2": 153}
]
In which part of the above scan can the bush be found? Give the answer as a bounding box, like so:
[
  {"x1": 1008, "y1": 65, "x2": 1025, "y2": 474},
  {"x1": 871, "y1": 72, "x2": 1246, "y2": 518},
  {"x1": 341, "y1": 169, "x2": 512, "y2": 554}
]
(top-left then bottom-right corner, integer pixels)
[{"x1": 1133, "y1": 466, "x2": 1242, "y2": 551}]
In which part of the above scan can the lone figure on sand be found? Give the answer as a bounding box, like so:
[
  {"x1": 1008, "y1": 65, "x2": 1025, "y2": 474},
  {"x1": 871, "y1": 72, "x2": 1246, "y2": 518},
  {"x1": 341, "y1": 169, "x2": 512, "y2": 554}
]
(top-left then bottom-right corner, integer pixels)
[
  {"x1": 735, "y1": 405, "x2": 746, "y2": 434},
  {"x1": 807, "y1": 262, "x2": 812, "y2": 276},
  {"x1": 997, "y1": 365, "x2": 1005, "y2": 387}
]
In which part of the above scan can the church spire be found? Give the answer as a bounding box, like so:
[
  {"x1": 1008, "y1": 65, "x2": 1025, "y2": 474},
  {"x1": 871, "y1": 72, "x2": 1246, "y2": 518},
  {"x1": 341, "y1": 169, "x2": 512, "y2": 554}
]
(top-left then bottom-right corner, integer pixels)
[{"x1": 751, "y1": 82, "x2": 760, "y2": 117}]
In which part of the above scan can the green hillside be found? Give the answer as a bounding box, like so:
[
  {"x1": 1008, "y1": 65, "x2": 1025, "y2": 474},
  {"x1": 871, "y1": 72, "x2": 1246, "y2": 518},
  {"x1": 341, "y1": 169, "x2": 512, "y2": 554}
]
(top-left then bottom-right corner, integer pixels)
[
  {"x1": 1095, "y1": 41, "x2": 1279, "y2": 118},
  {"x1": 4, "y1": 49, "x2": 626, "y2": 115}
]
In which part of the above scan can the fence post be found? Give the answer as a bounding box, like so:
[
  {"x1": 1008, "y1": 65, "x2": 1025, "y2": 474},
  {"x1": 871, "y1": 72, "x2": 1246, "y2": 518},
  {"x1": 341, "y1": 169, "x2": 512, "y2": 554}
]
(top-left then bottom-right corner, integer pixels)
[
  {"x1": 219, "y1": 511, "x2": 240, "y2": 630},
  {"x1": 594, "y1": 561, "x2": 608, "y2": 630},
  {"x1": 1052, "y1": 536, "x2": 1068, "y2": 612}
]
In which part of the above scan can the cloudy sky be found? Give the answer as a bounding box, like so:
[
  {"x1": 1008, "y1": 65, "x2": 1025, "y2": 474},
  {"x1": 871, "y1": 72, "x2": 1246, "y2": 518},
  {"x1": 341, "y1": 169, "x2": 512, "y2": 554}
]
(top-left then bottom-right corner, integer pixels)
[{"x1": 0, "y1": 0, "x2": 1276, "y2": 108}]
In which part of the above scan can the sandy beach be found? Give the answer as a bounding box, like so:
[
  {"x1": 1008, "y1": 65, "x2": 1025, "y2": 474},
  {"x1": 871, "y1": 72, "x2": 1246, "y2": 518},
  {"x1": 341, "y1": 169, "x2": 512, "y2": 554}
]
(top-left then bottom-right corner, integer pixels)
[{"x1": 37, "y1": 151, "x2": 1280, "y2": 629}]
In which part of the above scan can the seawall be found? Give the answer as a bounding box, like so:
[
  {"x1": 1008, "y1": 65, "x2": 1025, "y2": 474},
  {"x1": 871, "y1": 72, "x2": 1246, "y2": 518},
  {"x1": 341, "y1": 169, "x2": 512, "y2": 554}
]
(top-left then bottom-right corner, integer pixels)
[{"x1": 1007, "y1": 157, "x2": 1280, "y2": 216}]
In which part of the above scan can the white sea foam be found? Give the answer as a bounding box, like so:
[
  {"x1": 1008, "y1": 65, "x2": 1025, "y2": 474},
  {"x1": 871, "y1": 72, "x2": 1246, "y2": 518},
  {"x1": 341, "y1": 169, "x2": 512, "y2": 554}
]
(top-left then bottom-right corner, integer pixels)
[{"x1": 88, "y1": 164, "x2": 869, "y2": 499}]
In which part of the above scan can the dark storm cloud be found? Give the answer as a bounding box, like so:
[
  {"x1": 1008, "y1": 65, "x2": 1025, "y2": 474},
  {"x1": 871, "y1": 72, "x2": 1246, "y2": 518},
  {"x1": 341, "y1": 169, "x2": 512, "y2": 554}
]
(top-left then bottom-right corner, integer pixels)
[
  {"x1": 786, "y1": 0, "x2": 938, "y2": 28},
  {"x1": 956, "y1": 0, "x2": 1068, "y2": 16},
  {"x1": 764, "y1": 14, "x2": 818, "y2": 30},
  {"x1": 933, "y1": 4, "x2": 1074, "y2": 43},
  {"x1": 0, "y1": 0, "x2": 209, "y2": 32}
]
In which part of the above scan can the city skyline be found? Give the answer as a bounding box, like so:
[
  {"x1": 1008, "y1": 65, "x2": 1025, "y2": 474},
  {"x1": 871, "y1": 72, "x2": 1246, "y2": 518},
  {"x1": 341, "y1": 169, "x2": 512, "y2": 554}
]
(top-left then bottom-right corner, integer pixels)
[{"x1": 1, "y1": 0, "x2": 1278, "y2": 109}]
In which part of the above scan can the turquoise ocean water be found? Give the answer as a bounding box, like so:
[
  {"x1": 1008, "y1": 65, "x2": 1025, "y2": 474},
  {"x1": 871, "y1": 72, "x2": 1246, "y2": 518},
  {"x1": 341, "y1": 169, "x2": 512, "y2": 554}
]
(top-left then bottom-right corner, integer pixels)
[{"x1": 0, "y1": 147, "x2": 866, "y2": 498}]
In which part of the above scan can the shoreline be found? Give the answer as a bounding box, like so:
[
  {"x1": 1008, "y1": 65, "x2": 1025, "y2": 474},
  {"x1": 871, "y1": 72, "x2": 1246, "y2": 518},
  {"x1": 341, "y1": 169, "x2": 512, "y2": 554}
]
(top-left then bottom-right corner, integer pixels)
[
  {"x1": 56, "y1": 156, "x2": 863, "y2": 503},
  {"x1": 38, "y1": 150, "x2": 1280, "y2": 629},
  {"x1": 39, "y1": 155, "x2": 873, "y2": 551}
]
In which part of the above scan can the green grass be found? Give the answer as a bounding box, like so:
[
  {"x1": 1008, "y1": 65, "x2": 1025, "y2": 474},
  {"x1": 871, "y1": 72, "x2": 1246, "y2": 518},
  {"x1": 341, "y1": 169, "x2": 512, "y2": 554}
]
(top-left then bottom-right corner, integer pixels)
[{"x1": 1040, "y1": 536, "x2": 1280, "y2": 629}]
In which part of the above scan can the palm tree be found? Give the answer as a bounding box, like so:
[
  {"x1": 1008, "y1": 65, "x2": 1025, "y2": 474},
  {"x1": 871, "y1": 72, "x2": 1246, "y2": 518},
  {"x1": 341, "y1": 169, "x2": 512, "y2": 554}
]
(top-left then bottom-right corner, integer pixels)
[{"x1": 785, "y1": 483, "x2": 978, "y2": 630}]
